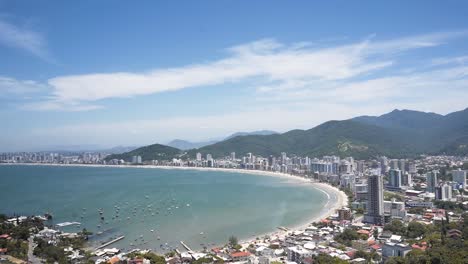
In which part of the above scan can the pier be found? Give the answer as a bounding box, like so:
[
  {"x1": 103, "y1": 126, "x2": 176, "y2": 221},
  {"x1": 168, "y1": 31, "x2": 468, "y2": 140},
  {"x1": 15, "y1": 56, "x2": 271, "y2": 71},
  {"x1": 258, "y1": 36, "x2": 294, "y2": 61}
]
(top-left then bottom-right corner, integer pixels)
[
  {"x1": 180, "y1": 241, "x2": 192, "y2": 251},
  {"x1": 95, "y1": 236, "x2": 125, "y2": 250}
]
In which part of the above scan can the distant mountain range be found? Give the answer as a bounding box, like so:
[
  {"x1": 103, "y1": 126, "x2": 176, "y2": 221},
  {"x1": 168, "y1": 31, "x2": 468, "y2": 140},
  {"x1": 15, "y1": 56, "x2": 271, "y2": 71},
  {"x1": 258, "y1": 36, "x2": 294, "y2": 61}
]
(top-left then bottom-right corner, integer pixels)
[
  {"x1": 107, "y1": 108, "x2": 468, "y2": 161},
  {"x1": 166, "y1": 130, "x2": 278, "y2": 150}
]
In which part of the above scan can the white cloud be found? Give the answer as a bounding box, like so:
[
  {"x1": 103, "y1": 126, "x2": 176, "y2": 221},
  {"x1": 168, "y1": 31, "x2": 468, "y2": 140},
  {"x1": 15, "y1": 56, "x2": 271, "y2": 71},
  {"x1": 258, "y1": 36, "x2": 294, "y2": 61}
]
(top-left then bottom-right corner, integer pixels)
[
  {"x1": 24, "y1": 31, "x2": 463, "y2": 110},
  {"x1": 0, "y1": 76, "x2": 47, "y2": 96},
  {"x1": 0, "y1": 19, "x2": 52, "y2": 61},
  {"x1": 431, "y1": 55, "x2": 468, "y2": 66}
]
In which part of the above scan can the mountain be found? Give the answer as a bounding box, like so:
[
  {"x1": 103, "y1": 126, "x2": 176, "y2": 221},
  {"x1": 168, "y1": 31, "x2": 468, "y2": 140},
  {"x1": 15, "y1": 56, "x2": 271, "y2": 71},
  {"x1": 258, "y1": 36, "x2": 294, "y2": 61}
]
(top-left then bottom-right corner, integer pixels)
[
  {"x1": 105, "y1": 144, "x2": 182, "y2": 162},
  {"x1": 224, "y1": 130, "x2": 278, "y2": 140},
  {"x1": 189, "y1": 108, "x2": 468, "y2": 159},
  {"x1": 166, "y1": 130, "x2": 278, "y2": 150},
  {"x1": 166, "y1": 139, "x2": 217, "y2": 150},
  {"x1": 111, "y1": 108, "x2": 468, "y2": 161}
]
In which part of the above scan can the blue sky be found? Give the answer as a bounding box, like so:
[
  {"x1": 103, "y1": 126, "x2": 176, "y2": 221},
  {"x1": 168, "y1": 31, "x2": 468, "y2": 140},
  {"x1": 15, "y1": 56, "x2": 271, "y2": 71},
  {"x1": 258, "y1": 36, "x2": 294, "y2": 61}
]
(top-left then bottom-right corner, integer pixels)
[{"x1": 1, "y1": 1, "x2": 468, "y2": 151}]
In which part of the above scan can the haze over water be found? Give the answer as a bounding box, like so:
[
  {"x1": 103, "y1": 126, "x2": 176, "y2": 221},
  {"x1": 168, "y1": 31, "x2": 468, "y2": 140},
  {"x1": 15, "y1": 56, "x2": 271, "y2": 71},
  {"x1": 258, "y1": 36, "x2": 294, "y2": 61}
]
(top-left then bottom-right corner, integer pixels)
[{"x1": 0, "y1": 165, "x2": 326, "y2": 252}]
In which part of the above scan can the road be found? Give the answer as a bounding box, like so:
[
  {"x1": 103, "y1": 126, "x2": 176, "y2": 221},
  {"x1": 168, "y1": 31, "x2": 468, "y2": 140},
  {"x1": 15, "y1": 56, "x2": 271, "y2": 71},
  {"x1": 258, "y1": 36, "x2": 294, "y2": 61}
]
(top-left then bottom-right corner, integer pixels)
[{"x1": 27, "y1": 237, "x2": 42, "y2": 264}]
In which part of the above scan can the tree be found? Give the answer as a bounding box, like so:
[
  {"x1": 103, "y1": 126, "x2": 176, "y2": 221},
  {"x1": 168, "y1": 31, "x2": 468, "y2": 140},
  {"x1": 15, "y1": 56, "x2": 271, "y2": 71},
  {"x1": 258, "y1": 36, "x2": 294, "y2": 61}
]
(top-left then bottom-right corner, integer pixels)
[
  {"x1": 406, "y1": 221, "x2": 427, "y2": 239},
  {"x1": 385, "y1": 256, "x2": 407, "y2": 264},
  {"x1": 373, "y1": 228, "x2": 379, "y2": 239},
  {"x1": 228, "y1": 235, "x2": 238, "y2": 248},
  {"x1": 312, "y1": 253, "x2": 348, "y2": 264},
  {"x1": 384, "y1": 220, "x2": 406, "y2": 236},
  {"x1": 334, "y1": 229, "x2": 360, "y2": 246}
]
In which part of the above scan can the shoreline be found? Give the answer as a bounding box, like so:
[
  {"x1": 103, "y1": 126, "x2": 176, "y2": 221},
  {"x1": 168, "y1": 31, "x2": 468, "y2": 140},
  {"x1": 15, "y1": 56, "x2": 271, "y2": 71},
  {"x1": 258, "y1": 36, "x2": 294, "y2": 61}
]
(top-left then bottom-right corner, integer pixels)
[{"x1": 1, "y1": 163, "x2": 348, "y2": 249}]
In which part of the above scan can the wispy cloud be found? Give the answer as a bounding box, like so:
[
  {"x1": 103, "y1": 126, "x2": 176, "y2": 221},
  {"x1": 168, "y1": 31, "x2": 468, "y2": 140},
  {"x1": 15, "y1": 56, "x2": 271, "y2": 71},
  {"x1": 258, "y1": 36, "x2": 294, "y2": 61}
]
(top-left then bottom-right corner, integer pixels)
[
  {"x1": 19, "y1": 31, "x2": 462, "y2": 110},
  {"x1": 0, "y1": 19, "x2": 52, "y2": 61},
  {"x1": 0, "y1": 76, "x2": 47, "y2": 96}
]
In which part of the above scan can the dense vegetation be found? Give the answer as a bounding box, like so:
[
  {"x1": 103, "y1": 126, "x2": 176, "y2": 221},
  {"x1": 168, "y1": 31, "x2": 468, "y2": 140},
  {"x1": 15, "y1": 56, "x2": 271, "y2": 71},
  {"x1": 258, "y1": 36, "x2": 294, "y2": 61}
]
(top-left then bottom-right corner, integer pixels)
[
  {"x1": 126, "y1": 251, "x2": 166, "y2": 264},
  {"x1": 0, "y1": 215, "x2": 44, "y2": 260},
  {"x1": 384, "y1": 213, "x2": 468, "y2": 264},
  {"x1": 105, "y1": 143, "x2": 182, "y2": 162},
  {"x1": 334, "y1": 228, "x2": 367, "y2": 246},
  {"x1": 190, "y1": 108, "x2": 468, "y2": 159}
]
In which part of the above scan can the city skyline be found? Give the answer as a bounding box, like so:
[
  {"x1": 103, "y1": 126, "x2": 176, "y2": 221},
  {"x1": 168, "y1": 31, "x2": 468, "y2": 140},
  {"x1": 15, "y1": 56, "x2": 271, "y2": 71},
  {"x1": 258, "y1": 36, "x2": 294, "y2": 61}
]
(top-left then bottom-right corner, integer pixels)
[{"x1": 2, "y1": 1, "x2": 468, "y2": 151}]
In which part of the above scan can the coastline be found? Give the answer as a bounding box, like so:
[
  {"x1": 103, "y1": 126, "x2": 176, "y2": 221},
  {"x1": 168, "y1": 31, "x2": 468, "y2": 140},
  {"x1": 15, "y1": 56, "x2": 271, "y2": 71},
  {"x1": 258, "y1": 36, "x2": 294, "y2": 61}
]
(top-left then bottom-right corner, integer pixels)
[{"x1": 1, "y1": 163, "x2": 348, "y2": 249}]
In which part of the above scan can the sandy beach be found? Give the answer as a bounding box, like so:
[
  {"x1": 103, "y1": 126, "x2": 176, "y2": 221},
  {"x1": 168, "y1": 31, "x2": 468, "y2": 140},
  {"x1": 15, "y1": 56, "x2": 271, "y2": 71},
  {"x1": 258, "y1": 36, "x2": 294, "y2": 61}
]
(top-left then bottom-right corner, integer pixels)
[{"x1": 1, "y1": 163, "x2": 348, "y2": 247}]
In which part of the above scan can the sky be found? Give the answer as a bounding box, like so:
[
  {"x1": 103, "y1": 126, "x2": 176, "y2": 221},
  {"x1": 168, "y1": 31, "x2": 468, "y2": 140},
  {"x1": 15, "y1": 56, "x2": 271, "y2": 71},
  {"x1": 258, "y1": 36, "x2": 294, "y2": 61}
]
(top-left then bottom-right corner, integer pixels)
[{"x1": 1, "y1": 0, "x2": 468, "y2": 151}]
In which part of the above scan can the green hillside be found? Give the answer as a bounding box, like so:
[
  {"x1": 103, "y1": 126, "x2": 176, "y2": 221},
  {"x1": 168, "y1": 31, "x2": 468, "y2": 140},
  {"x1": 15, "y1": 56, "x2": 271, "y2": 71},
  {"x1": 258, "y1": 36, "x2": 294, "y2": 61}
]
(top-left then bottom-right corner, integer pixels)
[
  {"x1": 189, "y1": 108, "x2": 468, "y2": 159},
  {"x1": 188, "y1": 120, "x2": 425, "y2": 159},
  {"x1": 110, "y1": 108, "x2": 468, "y2": 161},
  {"x1": 105, "y1": 144, "x2": 182, "y2": 162}
]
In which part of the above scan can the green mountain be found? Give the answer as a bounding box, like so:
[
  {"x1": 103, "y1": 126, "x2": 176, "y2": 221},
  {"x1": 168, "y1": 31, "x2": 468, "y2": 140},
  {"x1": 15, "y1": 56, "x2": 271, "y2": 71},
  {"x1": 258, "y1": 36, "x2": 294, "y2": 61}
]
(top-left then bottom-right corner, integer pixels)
[
  {"x1": 105, "y1": 143, "x2": 182, "y2": 162},
  {"x1": 109, "y1": 108, "x2": 468, "y2": 161},
  {"x1": 189, "y1": 107, "x2": 468, "y2": 159}
]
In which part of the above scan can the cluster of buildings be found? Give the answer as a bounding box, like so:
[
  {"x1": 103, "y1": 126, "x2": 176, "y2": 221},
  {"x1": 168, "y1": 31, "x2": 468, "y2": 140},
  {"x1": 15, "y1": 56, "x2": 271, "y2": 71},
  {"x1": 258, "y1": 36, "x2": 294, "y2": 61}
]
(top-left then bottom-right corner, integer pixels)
[
  {"x1": 2, "y1": 150, "x2": 468, "y2": 263},
  {"x1": 144, "y1": 153, "x2": 468, "y2": 262},
  {"x1": 0, "y1": 152, "x2": 108, "y2": 164}
]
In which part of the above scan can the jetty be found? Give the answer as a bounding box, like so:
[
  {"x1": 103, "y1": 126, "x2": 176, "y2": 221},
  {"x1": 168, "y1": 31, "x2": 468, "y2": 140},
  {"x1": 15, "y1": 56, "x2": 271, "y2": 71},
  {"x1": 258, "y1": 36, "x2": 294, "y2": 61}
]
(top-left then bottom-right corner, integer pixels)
[
  {"x1": 95, "y1": 236, "x2": 125, "y2": 250},
  {"x1": 56, "y1": 221, "x2": 81, "y2": 227},
  {"x1": 180, "y1": 241, "x2": 192, "y2": 251}
]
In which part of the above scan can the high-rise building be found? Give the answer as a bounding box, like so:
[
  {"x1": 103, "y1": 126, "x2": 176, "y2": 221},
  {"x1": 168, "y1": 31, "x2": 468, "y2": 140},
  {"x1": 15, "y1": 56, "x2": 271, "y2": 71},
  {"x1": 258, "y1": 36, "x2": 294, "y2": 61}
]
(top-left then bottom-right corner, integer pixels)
[
  {"x1": 435, "y1": 183, "x2": 452, "y2": 201},
  {"x1": 389, "y1": 169, "x2": 402, "y2": 189},
  {"x1": 401, "y1": 173, "x2": 412, "y2": 187},
  {"x1": 131, "y1": 155, "x2": 142, "y2": 164},
  {"x1": 452, "y1": 169, "x2": 467, "y2": 189},
  {"x1": 398, "y1": 159, "x2": 406, "y2": 173},
  {"x1": 380, "y1": 156, "x2": 389, "y2": 174},
  {"x1": 196, "y1": 152, "x2": 202, "y2": 161},
  {"x1": 356, "y1": 160, "x2": 365, "y2": 173},
  {"x1": 364, "y1": 174, "x2": 384, "y2": 225},
  {"x1": 408, "y1": 162, "x2": 417, "y2": 174},
  {"x1": 230, "y1": 152, "x2": 236, "y2": 161},
  {"x1": 390, "y1": 159, "x2": 399, "y2": 170},
  {"x1": 206, "y1": 154, "x2": 213, "y2": 161},
  {"x1": 426, "y1": 170, "x2": 439, "y2": 193},
  {"x1": 281, "y1": 152, "x2": 287, "y2": 164}
]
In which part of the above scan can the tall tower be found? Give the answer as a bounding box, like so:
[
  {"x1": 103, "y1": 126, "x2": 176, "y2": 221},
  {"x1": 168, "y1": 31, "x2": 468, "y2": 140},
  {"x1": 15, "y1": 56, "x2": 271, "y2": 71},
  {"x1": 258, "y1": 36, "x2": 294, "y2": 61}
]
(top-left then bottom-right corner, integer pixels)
[
  {"x1": 426, "y1": 170, "x2": 439, "y2": 193},
  {"x1": 452, "y1": 169, "x2": 467, "y2": 189},
  {"x1": 389, "y1": 169, "x2": 402, "y2": 189},
  {"x1": 364, "y1": 174, "x2": 384, "y2": 225}
]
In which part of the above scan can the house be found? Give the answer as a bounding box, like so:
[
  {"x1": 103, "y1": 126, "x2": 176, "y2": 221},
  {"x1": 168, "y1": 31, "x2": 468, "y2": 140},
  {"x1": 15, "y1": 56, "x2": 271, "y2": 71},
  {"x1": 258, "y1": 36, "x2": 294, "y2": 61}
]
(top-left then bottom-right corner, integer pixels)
[
  {"x1": 0, "y1": 234, "x2": 11, "y2": 240},
  {"x1": 447, "y1": 229, "x2": 462, "y2": 239},
  {"x1": 230, "y1": 251, "x2": 251, "y2": 262},
  {"x1": 287, "y1": 246, "x2": 312, "y2": 263},
  {"x1": 108, "y1": 256, "x2": 121, "y2": 264},
  {"x1": 411, "y1": 242, "x2": 427, "y2": 251},
  {"x1": 382, "y1": 242, "x2": 411, "y2": 259}
]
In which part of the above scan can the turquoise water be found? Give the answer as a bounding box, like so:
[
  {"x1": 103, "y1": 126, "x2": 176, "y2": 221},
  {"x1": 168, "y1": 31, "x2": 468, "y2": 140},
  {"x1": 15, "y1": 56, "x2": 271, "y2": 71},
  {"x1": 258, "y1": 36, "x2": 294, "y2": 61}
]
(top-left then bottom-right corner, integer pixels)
[{"x1": 0, "y1": 165, "x2": 326, "y2": 252}]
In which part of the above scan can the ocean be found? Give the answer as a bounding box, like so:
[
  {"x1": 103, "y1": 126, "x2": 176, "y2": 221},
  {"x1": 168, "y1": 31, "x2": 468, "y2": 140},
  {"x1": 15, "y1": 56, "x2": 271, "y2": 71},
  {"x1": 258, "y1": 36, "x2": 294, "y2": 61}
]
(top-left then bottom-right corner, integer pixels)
[{"x1": 0, "y1": 165, "x2": 326, "y2": 252}]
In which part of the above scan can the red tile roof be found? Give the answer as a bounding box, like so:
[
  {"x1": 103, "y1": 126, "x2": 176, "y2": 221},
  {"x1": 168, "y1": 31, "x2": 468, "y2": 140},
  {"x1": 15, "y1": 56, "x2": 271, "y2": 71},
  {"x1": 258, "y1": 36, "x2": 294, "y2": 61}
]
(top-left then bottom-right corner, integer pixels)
[
  {"x1": 371, "y1": 244, "x2": 381, "y2": 250},
  {"x1": 230, "y1": 251, "x2": 251, "y2": 258},
  {"x1": 411, "y1": 244, "x2": 427, "y2": 251},
  {"x1": 357, "y1": 229, "x2": 370, "y2": 235}
]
